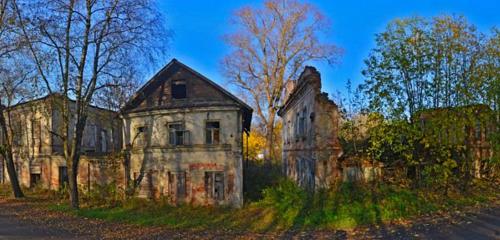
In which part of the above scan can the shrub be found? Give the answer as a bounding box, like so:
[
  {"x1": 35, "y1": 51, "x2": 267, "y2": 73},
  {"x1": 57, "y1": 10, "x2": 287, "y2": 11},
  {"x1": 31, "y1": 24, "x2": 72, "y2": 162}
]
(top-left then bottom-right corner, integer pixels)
[{"x1": 259, "y1": 179, "x2": 307, "y2": 228}]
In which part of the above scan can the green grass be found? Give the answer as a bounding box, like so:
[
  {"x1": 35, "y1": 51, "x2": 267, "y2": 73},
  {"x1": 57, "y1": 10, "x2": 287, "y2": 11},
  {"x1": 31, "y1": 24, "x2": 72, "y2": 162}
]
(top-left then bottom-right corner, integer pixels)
[
  {"x1": 2, "y1": 177, "x2": 497, "y2": 232},
  {"x1": 41, "y1": 179, "x2": 499, "y2": 232}
]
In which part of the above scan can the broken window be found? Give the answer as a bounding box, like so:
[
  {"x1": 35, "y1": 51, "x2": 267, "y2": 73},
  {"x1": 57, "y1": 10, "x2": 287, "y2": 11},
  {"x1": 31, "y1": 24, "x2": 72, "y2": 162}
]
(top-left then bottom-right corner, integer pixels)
[
  {"x1": 204, "y1": 171, "x2": 224, "y2": 201},
  {"x1": 134, "y1": 126, "x2": 148, "y2": 147},
  {"x1": 58, "y1": 166, "x2": 69, "y2": 188},
  {"x1": 172, "y1": 80, "x2": 186, "y2": 99},
  {"x1": 168, "y1": 171, "x2": 186, "y2": 199},
  {"x1": 30, "y1": 173, "x2": 41, "y2": 187},
  {"x1": 30, "y1": 164, "x2": 41, "y2": 187},
  {"x1": 169, "y1": 123, "x2": 190, "y2": 145},
  {"x1": 205, "y1": 121, "x2": 220, "y2": 144},
  {"x1": 137, "y1": 126, "x2": 146, "y2": 133}
]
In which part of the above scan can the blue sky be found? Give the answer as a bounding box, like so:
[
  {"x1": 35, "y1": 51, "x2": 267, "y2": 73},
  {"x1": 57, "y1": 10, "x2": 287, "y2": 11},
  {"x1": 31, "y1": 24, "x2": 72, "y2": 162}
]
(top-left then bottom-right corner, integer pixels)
[{"x1": 157, "y1": 0, "x2": 499, "y2": 99}]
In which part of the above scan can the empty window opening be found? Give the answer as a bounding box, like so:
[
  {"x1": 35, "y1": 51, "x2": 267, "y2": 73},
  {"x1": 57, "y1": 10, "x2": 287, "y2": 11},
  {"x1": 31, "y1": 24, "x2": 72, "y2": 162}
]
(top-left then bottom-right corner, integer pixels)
[
  {"x1": 172, "y1": 80, "x2": 186, "y2": 99},
  {"x1": 59, "y1": 166, "x2": 69, "y2": 188},
  {"x1": 30, "y1": 173, "x2": 41, "y2": 187},
  {"x1": 205, "y1": 171, "x2": 224, "y2": 201},
  {"x1": 169, "y1": 123, "x2": 189, "y2": 145},
  {"x1": 206, "y1": 121, "x2": 220, "y2": 144},
  {"x1": 134, "y1": 126, "x2": 148, "y2": 147},
  {"x1": 137, "y1": 126, "x2": 146, "y2": 133}
]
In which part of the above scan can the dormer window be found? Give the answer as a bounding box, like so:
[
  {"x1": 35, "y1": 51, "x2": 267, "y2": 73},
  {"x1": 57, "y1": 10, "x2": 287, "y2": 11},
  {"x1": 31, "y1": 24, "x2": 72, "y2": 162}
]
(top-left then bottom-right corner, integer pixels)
[{"x1": 172, "y1": 80, "x2": 186, "y2": 99}]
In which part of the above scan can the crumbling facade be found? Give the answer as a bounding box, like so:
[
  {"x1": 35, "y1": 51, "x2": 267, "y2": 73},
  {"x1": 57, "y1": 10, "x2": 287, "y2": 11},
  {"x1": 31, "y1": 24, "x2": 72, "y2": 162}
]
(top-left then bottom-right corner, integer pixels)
[
  {"x1": 278, "y1": 67, "x2": 343, "y2": 190},
  {"x1": 0, "y1": 94, "x2": 122, "y2": 189},
  {"x1": 121, "y1": 59, "x2": 252, "y2": 207}
]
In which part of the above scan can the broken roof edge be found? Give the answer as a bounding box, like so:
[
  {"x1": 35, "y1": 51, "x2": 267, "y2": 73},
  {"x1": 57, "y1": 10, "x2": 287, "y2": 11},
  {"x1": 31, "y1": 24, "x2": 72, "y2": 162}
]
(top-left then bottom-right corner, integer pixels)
[{"x1": 278, "y1": 66, "x2": 337, "y2": 116}]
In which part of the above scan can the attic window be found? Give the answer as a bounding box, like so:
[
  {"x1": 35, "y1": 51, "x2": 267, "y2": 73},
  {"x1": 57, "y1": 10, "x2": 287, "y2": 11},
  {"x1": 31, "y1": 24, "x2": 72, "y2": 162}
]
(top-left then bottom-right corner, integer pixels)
[{"x1": 172, "y1": 80, "x2": 186, "y2": 99}]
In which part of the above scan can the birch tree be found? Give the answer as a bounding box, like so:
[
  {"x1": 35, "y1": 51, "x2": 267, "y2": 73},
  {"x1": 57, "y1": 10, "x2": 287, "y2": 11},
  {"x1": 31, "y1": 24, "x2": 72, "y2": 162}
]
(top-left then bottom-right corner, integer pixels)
[
  {"x1": 15, "y1": 0, "x2": 169, "y2": 208},
  {"x1": 222, "y1": 0, "x2": 341, "y2": 163}
]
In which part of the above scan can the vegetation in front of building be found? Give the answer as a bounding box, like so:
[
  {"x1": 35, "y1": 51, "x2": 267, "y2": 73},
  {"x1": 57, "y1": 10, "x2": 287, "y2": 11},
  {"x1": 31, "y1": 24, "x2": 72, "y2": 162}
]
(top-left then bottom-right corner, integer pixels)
[{"x1": 2, "y1": 170, "x2": 497, "y2": 233}]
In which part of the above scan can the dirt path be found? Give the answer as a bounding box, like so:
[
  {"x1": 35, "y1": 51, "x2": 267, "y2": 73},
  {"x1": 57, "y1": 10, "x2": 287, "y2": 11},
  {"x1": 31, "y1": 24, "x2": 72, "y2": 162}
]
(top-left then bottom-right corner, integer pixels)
[
  {"x1": 0, "y1": 198, "x2": 499, "y2": 239},
  {"x1": 0, "y1": 210, "x2": 81, "y2": 240}
]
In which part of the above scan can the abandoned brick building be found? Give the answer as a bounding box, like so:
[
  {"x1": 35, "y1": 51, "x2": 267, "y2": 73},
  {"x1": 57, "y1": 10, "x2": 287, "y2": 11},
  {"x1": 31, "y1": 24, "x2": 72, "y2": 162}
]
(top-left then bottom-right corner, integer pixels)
[
  {"x1": 121, "y1": 59, "x2": 252, "y2": 207},
  {"x1": 415, "y1": 104, "x2": 495, "y2": 179},
  {"x1": 0, "y1": 94, "x2": 122, "y2": 189},
  {"x1": 278, "y1": 66, "x2": 343, "y2": 190}
]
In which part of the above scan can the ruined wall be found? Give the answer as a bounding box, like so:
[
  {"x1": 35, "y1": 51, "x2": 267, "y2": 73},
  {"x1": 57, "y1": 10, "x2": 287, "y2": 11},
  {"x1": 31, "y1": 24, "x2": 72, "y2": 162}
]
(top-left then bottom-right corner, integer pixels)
[
  {"x1": 123, "y1": 107, "x2": 244, "y2": 207},
  {"x1": 280, "y1": 67, "x2": 342, "y2": 190}
]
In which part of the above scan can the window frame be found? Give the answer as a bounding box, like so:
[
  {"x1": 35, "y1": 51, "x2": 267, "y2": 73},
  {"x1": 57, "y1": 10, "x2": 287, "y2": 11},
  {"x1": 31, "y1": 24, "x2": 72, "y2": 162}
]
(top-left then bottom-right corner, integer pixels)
[
  {"x1": 168, "y1": 122, "x2": 189, "y2": 146},
  {"x1": 168, "y1": 171, "x2": 187, "y2": 199},
  {"x1": 205, "y1": 121, "x2": 220, "y2": 145},
  {"x1": 204, "y1": 171, "x2": 224, "y2": 201}
]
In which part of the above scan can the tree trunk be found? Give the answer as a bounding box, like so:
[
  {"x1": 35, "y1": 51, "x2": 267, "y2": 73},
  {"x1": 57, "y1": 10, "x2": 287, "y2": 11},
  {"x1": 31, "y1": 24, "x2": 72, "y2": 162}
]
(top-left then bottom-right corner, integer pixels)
[
  {"x1": 66, "y1": 116, "x2": 86, "y2": 209},
  {"x1": 264, "y1": 109, "x2": 276, "y2": 164},
  {"x1": 0, "y1": 108, "x2": 24, "y2": 198},
  {"x1": 68, "y1": 157, "x2": 79, "y2": 208}
]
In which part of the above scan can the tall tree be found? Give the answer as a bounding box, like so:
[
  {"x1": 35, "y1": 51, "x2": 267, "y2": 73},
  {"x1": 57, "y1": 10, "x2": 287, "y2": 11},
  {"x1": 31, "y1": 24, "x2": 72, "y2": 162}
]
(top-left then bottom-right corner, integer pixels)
[
  {"x1": 15, "y1": 0, "x2": 169, "y2": 209},
  {"x1": 222, "y1": 0, "x2": 341, "y2": 163},
  {"x1": 360, "y1": 15, "x2": 498, "y2": 187},
  {"x1": 0, "y1": 0, "x2": 27, "y2": 198}
]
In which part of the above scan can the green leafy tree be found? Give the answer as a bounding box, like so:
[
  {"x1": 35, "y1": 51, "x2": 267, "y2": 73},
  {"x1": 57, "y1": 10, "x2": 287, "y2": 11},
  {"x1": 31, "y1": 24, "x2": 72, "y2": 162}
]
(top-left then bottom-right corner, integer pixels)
[{"x1": 360, "y1": 15, "x2": 498, "y2": 188}]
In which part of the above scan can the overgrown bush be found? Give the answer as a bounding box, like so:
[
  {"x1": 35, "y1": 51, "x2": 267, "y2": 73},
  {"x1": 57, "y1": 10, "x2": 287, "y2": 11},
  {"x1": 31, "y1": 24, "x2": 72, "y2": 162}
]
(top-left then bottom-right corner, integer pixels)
[{"x1": 81, "y1": 182, "x2": 124, "y2": 207}]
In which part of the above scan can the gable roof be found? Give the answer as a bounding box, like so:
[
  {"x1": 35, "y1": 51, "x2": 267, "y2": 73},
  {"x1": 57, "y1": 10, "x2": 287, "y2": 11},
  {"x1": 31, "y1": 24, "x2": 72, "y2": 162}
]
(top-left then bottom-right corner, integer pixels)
[{"x1": 121, "y1": 59, "x2": 253, "y2": 131}]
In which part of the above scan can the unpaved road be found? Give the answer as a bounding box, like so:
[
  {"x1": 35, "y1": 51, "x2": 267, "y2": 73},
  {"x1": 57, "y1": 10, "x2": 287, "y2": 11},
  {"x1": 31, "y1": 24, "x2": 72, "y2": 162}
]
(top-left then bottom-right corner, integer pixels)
[
  {"x1": 0, "y1": 211, "x2": 80, "y2": 240},
  {"x1": 0, "y1": 198, "x2": 499, "y2": 239}
]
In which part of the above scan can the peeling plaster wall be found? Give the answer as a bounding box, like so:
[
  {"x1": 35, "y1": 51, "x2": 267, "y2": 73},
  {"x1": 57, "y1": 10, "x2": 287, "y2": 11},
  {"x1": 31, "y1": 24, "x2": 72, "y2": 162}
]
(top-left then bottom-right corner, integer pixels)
[
  {"x1": 123, "y1": 107, "x2": 244, "y2": 207},
  {"x1": 2, "y1": 96, "x2": 121, "y2": 189}
]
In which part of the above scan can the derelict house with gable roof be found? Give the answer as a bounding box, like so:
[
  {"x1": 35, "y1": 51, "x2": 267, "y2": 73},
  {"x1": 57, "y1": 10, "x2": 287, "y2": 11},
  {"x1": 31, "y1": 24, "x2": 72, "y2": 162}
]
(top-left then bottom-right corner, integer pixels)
[{"x1": 121, "y1": 59, "x2": 252, "y2": 207}]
